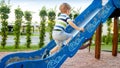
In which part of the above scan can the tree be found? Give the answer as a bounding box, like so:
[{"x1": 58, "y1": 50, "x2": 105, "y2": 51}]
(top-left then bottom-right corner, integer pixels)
[
  {"x1": 39, "y1": 7, "x2": 47, "y2": 48},
  {"x1": 0, "y1": 4, "x2": 10, "y2": 48},
  {"x1": 47, "y1": 9, "x2": 56, "y2": 40},
  {"x1": 24, "y1": 11, "x2": 32, "y2": 48},
  {"x1": 73, "y1": 8, "x2": 81, "y2": 19},
  {"x1": 13, "y1": 7, "x2": 23, "y2": 48},
  {"x1": 105, "y1": 18, "x2": 112, "y2": 44},
  {"x1": 118, "y1": 19, "x2": 120, "y2": 42}
]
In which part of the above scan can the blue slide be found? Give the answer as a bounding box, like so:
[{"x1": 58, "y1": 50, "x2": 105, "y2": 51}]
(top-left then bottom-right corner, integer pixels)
[{"x1": 0, "y1": 0, "x2": 120, "y2": 68}]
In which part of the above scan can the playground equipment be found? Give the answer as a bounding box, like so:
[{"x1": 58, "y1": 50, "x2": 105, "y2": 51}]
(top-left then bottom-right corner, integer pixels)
[{"x1": 0, "y1": 0, "x2": 120, "y2": 68}]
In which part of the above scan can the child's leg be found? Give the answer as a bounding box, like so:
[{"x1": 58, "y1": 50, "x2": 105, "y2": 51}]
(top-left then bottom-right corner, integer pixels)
[
  {"x1": 50, "y1": 40, "x2": 62, "y2": 54},
  {"x1": 50, "y1": 37, "x2": 72, "y2": 54},
  {"x1": 50, "y1": 45, "x2": 61, "y2": 54},
  {"x1": 50, "y1": 38, "x2": 72, "y2": 54},
  {"x1": 65, "y1": 37, "x2": 72, "y2": 45},
  {"x1": 50, "y1": 31, "x2": 73, "y2": 54}
]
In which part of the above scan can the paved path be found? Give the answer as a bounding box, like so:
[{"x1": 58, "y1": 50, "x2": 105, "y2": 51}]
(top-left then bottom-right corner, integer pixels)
[{"x1": 0, "y1": 33, "x2": 50, "y2": 46}]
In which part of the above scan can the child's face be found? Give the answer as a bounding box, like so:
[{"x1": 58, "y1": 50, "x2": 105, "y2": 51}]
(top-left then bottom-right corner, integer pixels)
[{"x1": 66, "y1": 9, "x2": 71, "y2": 15}]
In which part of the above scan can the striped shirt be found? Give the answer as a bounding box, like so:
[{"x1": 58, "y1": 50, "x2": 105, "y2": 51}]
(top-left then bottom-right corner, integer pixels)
[{"x1": 54, "y1": 13, "x2": 72, "y2": 31}]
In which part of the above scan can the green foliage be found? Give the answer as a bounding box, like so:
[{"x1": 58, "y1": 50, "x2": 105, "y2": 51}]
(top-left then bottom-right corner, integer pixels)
[
  {"x1": 47, "y1": 20, "x2": 55, "y2": 40},
  {"x1": 69, "y1": 13, "x2": 73, "y2": 19},
  {"x1": 0, "y1": 5, "x2": 10, "y2": 14},
  {"x1": 102, "y1": 35, "x2": 106, "y2": 43},
  {"x1": 1, "y1": 13, "x2": 9, "y2": 19},
  {"x1": 26, "y1": 22, "x2": 32, "y2": 48},
  {"x1": 0, "y1": 4, "x2": 10, "y2": 48},
  {"x1": 39, "y1": 7, "x2": 47, "y2": 48},
  {"x1": 48, "y1": 10, "x2": 56, "y2": 40},
  {"x1": 24, "y1": 11, "x2": 32, "y2": 21},
  {"x1": 73, "y1": 13, "x2": 79, "y2": 19},
  {"x1": 0, "y1": 45, "x2": 39, "y2": 52},
  {"x1": 15, "y1": 7, "x2": 24, "y2": 19},
  {"x1": 118, "y1": 20, "x2": 120, "y2": 42},
  {"x1": 24, "y1": 11, "x2": 32, "y2": 48},
  {"x1": 14, "y1": 7, "x2": 23, "y2": 48},
  {"x1": 119, "y1": 33, "x2": 120, "y2": 42},
  {"x1": 58, "y1": 13, "x2": 61, "y2": 16},
  {"x1": 39, "y1": 7, "x2": 47, "y2": 18},
  {"x1": 39, "y1": 20, "x2": 46, "y2": 48},
  {"x1": 1, "y1": 20, "x2": 8, "y2": 48},
  {"x1": 104, "y1": 35, "x2": 112, "y2": 45},
  {"x1": 119, "y1": 20, "x2": 120, "y2": 33},
  {"x1": 104, "y1": 18, "x2": 112, "y2": 45},
  {"x1": 106, "y1": 18, "x2": 112, "y2": 26},
  {"x1": 72, "y1": 8, "x2": 81, "y2": 19},
  {"x1": 106, "y1": 18, "x2": 112, "y2": 34},
  {"x1": 48, "y1": 10, "x2": 56, "y2": 21}
]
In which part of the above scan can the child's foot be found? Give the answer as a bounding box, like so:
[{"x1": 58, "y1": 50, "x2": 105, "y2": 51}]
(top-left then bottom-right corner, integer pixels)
[
  {"x1": 63, "y1": 41, "x2": 68, "y2": 45},
  {"x1": 41, "y1": 49, "x2": 50, "y2": 59}
]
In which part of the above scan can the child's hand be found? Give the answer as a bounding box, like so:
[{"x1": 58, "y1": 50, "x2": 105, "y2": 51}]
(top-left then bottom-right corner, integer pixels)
[{"x1": 79, "y1": 27, "x2": 84, "y2": 32}]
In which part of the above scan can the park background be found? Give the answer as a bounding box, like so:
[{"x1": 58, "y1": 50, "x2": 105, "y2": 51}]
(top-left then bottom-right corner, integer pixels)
[{"x1": 0, "y1": 0, "x2": 119, "y2": 52}]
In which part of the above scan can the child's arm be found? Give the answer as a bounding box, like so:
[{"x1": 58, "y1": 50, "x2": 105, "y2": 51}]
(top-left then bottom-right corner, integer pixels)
[{"x1": 68, "y1": 21, "x2": 84, "y2": 31}]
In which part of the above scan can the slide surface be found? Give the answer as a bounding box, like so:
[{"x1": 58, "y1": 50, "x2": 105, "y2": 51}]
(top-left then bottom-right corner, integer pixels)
[{"x1": 0, "y1": 0, "x2": 119, "y2": 68}]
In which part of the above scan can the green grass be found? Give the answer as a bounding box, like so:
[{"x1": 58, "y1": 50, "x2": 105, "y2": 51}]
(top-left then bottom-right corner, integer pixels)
[
  {"x1": 90, "y1": 42, "x2": 120, "y2": 52},
  {"x1": 0, "y1": 42, "x2": 120, "y2": 52},
  {"x1": 0, "y1": 45, "x2": 40, "y2": 52}
]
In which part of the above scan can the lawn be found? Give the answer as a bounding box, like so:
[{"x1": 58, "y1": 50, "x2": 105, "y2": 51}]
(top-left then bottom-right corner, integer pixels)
[
  {"x1": 90, "y1": 42, "x2": 120, "y2": 52},
  {"x1": 0, "y1": 45, "x2": 40, "y2": 52},
  {"x1": 0, "y1": 42, "x2": 120, "y2": 52}
]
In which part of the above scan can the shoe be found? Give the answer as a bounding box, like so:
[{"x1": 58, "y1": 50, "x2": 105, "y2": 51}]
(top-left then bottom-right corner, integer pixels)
[
  {"x1": 41, "y1": 49, "x2": 50, "y2": 59},
  {"x1": 63, "y1": 41, "x2": 67, "y2": 45}
]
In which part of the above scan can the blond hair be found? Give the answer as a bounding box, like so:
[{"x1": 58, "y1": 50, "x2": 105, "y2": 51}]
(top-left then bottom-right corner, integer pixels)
[{"x1": 59, "y1": 3, "x2": 71, "y2": 13}]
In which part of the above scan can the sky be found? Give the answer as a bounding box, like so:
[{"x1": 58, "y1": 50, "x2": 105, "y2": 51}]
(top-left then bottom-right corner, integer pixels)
[
  {"x1": 8, "y1": 0, "x2": 93, "y2": 11},
  {"x1": 4, "y1": 0, "x2": 93, "y2": 22}
]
